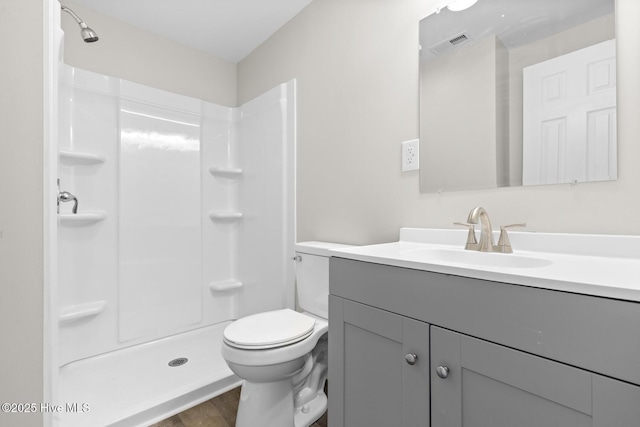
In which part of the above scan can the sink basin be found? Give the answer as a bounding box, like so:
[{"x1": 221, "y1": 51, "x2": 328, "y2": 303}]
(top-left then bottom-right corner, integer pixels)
[{"x1": 399, "y1": 247, "x2": 553, "y2": 269}]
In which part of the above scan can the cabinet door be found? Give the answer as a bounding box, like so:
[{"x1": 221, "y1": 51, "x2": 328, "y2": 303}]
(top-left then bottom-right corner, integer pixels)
[
  {"x1": 431, "y1": 326, "x2": 640, "y2": 427},
  {"x1": 328, "y1": 296, "x2": 430, "y2": 427}
]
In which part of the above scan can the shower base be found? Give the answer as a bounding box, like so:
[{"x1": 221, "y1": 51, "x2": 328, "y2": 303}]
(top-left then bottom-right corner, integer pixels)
[{"x1": 56, "y1": 322, "x2": 240, "y2": 427}]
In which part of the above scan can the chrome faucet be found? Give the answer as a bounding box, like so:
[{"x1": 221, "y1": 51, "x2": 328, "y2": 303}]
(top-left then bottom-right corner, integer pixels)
[
  {"x1": 57, "y1": 179, "x2": 78, "y2": 214},
  {"x1": 466, "y1": 207, "x2": 494, "y2": 252}
]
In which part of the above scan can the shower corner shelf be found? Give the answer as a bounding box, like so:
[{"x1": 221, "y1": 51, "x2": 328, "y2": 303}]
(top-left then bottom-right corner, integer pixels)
[
  {"x1": 59, "y1": 211, "x2": 107, "y2": 226},
  {"x1": 209, "y1": 280, "x2": 243, "y2": 292},
  {"x1": 208, "y1": 211, "x2": 243, "y2": 221},
  {"x1": 209, "y1": 166, "x2": 243, "y2": 178},
  {"x1": 59, "y1": 150, "x2": 107, "y2": 165},
  {"x1": 59, "y1": 300, "x2": 107, "y2": 325}
]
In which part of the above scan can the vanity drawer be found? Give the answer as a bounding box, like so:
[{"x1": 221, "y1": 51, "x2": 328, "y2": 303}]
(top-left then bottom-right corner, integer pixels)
[{"x1": 330, "y1": 257, "x2": 640, "y2": 385}]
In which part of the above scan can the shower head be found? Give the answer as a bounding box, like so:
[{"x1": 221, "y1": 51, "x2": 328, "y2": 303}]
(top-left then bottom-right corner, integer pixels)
[
  {"x1": 61, "y1": 5, "x2": 99, "y2": 43},
  {"x1": 79, "y1": 26, "x2": 99, "y2": 43}
]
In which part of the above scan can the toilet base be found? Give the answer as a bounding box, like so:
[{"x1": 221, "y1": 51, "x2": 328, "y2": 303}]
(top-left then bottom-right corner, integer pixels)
[
  {"x1": 235, "y1": 379, "x2": 327, "y2": 427},
  {"x1": 293, "y1": 389, "x2": 327, "y2": 427},
  {"x1": 234, "y1": 339, "x2": 328, "y2": 427},
  {"x1": 236, "y1": 379, "x2": 296, "y2": 427}
]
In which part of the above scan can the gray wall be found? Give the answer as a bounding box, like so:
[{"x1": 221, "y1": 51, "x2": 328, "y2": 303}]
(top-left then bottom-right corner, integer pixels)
[
  {"x1": 0, "y1": 1, "x2": 45, "y2": 426},
  {"x1": 238, "y1": 0, "x2": 421, "y2": 244},
  {"x1": 420, "y1": 35, "x2": 505, "y2": 192}
]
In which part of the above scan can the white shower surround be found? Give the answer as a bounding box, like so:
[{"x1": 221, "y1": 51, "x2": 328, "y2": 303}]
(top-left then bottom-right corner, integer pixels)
[{"x1": 55, "y1": 65, "x2": 296, "y2": 426}]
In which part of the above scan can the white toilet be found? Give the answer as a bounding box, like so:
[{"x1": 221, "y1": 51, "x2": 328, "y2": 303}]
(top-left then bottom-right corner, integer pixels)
[{"x1": 221, "y1": 241, "x2": 349, "y2": 427}]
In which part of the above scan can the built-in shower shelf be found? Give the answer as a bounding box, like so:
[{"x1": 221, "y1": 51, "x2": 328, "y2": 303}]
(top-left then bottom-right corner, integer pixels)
[
  {"x1": 59, "y1": 211, "x2": 107, "y2": 226},
  {"x1": 209, "y1": 212, "x2": 243, "y2": 221},
  {"x1": 209, "y1": 280, "x2": 244, "y2": 292},
  {"x1": 59, "y1": 150, "x2": 107, "y2": 165},
  {"x1": 59, "y1": 300, "x2": 107, "y2": 325},
  {"x1": 209, "y1": 166, "x2": 243, "y2": 177}
]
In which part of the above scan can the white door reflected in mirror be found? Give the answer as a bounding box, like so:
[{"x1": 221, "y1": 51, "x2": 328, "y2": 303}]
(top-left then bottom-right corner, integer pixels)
[{"x1": 523, "y1": 39, "x2": 617, "y2": 186}]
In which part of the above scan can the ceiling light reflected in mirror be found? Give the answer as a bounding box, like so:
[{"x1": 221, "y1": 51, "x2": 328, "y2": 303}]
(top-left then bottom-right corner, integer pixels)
[
  {"x1": 418, "y1": 0, "x2": 479, "y2": 20},
  {"x1": 447, "y1": 0, "x2": 479, "y2": 12}
]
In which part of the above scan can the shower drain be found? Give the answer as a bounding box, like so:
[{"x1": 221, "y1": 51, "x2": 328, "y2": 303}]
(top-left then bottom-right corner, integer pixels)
[{"x1": 168, "y1": 357, "x2": 189, "y2": 367}]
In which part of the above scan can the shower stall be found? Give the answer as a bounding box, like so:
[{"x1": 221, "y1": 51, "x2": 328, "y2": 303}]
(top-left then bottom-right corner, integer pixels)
[{"x1": 52, "y1": 64, "x2": 296, "y2": 426}]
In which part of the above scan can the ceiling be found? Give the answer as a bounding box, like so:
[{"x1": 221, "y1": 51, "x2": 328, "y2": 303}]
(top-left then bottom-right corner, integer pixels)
[
  {"x1": 420, "y1": 0, "x2": 614, "y2": 63},
  {"x1": 69, "y1": 0, "x2": 314, "y2": 63}
]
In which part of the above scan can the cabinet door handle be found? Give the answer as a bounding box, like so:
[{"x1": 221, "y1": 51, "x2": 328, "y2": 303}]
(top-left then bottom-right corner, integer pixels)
[
  {"x1": 436, "y1": 365, "x2": 449, "y2": 379},
  {"x1": 405, "y1": 353, "x2": 418, "y2": 365}
]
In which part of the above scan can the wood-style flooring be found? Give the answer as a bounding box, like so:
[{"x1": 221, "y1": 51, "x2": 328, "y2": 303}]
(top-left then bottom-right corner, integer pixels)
[{"x1": 149, "y1": 386, "x2": 328, "y2": 427}]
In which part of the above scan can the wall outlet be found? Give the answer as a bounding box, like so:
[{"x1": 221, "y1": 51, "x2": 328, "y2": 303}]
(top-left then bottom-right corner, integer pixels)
[{"x1": 402, "y1": 139, "x2": 420, "y2": 172}]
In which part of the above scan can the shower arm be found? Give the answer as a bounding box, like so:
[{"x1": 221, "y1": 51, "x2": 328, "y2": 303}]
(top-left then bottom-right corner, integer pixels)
[{"x1": 61, "y1": 6, "x2": 88, "y2": 29}]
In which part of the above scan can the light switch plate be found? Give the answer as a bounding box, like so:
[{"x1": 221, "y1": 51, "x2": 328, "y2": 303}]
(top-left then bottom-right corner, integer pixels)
[{"x1": 402, "y1": 139, "x2": 420, "y2": 172}]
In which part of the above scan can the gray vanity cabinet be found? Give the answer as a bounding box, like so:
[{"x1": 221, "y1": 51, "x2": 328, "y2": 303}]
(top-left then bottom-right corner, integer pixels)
[
  {"x1": 328, "y1": 296, "x2": 430, "y2": 427},
  {"x1": 431, "y1": 326, "x2": 640, "y2": 427},
  {"x1": 329, "y1": 258, "x2": 640, "y2": 427}
]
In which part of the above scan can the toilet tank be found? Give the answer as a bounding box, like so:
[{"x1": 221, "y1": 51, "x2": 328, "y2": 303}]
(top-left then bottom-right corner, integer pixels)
[{"x1": 295, "y1": 241, "x2": 352, "y2": 319}]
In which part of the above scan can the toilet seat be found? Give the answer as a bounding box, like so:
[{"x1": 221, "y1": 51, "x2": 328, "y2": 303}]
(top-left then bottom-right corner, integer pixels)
[{"x1": 224, "y1": 309, "x2": 316, "y2": 350}]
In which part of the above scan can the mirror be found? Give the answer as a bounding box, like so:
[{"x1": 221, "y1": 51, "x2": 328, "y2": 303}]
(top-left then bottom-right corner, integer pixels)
[{"x1": 419, "y1": 0, "x2": 616, "y2": 193}]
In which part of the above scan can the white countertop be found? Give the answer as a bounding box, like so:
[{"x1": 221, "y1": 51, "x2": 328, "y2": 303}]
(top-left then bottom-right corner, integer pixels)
[{"x1": 330, "y1": 228, "x2": 640, "y2": 303}]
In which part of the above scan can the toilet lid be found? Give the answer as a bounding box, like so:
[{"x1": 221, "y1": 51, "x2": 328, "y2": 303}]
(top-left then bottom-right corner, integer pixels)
[{"x1": 224, "y1": 309, "x2": 316, "y2": 350}]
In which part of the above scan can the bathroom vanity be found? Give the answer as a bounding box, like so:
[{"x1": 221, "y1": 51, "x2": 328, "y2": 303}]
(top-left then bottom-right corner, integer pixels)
[{"x1": 327, "y1": 229, "x2": 640, "y2": 427}]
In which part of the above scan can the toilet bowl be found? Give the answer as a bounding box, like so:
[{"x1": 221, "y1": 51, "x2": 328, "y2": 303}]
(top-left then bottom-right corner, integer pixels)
[{"x1": 221, "y1": 242, "x2": 350, "y2": 427}]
